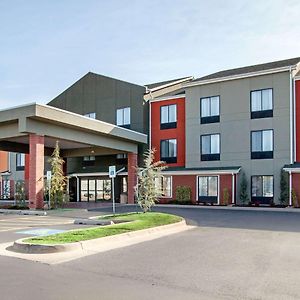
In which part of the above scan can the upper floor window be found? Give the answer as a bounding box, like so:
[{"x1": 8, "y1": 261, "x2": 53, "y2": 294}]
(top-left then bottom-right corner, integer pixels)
[
  {"x1": 155, "y1": 176, "x2": 172, "y2": 198},
  {"x1": 201, "y1": 134, "x2": 220, "y2": 161},
  {"x1": 251, "y1": 175, "x2": 273, "y2": 204},
  {"x1": 251, "y1": 129, "x2": 273, "y2": 159},
  {"x1": 16, "y1": 153, "x2": 25, "y2": 171},
  {"x1": 200, "y1": 96, "x2": 220, "y2": 124},
  {"x1": 160, "y1": 139, "x2": 177, "y2": 164},
  {"x1": 84, "y1": 112, "x2": 96, "y2": 119},
  {"x1": 116, "y1": 107, "x2": 130, "y2": 129},
  {"x1": 251, "y1": 89, "x2": 273, "y2": 119},
  {"x1": 160, "y1": 104, "x2": 177, "y2": 129},
  {"x1": 82, "y1": 156, "x2": 96, "y2": 167}
]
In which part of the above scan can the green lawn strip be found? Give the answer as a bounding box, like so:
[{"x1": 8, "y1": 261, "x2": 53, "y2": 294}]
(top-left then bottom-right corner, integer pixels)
[{"x1": 25, "y1": 212, "x2": 182, "y2": 245}]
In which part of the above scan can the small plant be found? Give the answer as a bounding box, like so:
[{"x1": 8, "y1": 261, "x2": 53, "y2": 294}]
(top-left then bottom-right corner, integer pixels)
[
  {"x1": 175, "y1": 186, "x2": 192, "y2": 204},
  {"x1": 239, "y1": 172, "x2": 249, "y2": 205},
  {"x1": 136, "y1": 148, "x2": 167, "y2": 213},
  {"x1": 14, "y1": 180, "x2": 26, "y2": 207},
  {"x1": 279, "y1": 169, "x2": 289, "y2": 205},
  {"x1": 223, "y1": 187, "x2": 230, "y2": 206},
  {"x1": 292, "y1": 189, "x2": 299, "y2": 208},
  {"x1": 48, "y1": 141, "x2": 67, "y2": 208}
]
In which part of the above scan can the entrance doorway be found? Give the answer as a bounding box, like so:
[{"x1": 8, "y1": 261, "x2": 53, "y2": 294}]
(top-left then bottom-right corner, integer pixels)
[{"x1": 80, "y1": 178, "x2": 112, "y2": 202}]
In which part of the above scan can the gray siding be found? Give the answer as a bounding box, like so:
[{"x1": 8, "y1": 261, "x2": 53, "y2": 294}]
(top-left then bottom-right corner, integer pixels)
[{"x1": 185, "y1": 72, "x2": 291, "y2": 204}]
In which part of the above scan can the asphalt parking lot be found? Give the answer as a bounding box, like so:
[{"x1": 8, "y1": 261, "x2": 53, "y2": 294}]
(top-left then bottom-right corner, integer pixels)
[{"x1": 1, "y1": 206, "x2": 300, "y2": 300}]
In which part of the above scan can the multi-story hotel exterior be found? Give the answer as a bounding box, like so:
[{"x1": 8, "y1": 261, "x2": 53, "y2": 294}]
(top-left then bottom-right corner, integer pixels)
[{"x1": 0, "y1": 57, "x2": 300, "y2": 208}]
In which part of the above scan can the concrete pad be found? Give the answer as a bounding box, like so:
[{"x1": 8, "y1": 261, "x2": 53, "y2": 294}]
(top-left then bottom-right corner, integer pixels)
[{"x1": 0, "y1": 220, "x2": 194, "y2": 265}]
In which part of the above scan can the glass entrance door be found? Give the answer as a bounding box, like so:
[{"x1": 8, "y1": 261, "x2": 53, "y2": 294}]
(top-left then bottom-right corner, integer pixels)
[{"x1": 80, "y1": 178, "x2": 112, "y2": 202}]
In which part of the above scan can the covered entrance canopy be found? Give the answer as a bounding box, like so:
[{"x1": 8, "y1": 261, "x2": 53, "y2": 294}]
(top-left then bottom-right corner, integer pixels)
[{"x1": 0, "y1": 103, "x2": 147, "y2": 208}]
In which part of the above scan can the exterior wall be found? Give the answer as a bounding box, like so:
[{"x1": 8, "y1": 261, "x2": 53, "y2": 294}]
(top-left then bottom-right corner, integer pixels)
[
  {"x1": 158, "y1": 174, "x2": 233, "y2": 205},
  {"x1": 185, "y1": 72, "x2": 291, "y2": 204},
  {"x1": 150, "y1": 97, "x2": 185, "y2": 167},
  {"x1": 0, "y1": 151, "x2": 8, "y2": 172},
  {"x1": 296, "y1": 79, "x2": 300, "y2": 161},
  {"x1": 48, "y1": 73, "x2": 147, "y2": 134}
]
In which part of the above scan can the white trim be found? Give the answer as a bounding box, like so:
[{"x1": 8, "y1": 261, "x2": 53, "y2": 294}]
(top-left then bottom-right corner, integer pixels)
[
  {"x1": 146, "y1": 77, "x2": 193, "y2": 92},
  {"x1": 217, "y1": 175, "x2": 220, "y2": 205},
  {"x1": 162, "y1": 168, "x2": 241, "y2": 176},
  {"x1": 290, "y1": 67, "x2": 294, "y2": 164},
  {"x1": 149, "y1": 94, "x2": 186, "y2": 103},
  {"x1": 294, "y1": 77, "x2": 297, "y2": 162},
  {"x1": 283, "y1": 167, "x2": 300, "y2": 173},
  {"x1": 69, "y1": 172, "x2": 128, "y2": 177},
  {"x1": 149, "y1": 99, "x2": 152, "y2": 150},
  {"x1": 184, "y1": 66, "x2": 297, "y2": 88}
]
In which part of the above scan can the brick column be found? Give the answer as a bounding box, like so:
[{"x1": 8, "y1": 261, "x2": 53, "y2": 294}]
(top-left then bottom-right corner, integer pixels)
[
  {"x1": 127, "y1": 153, "x2": 137, "y2": 204},
  {"x1": 29, "y1": 134, "x2": 45, "y2": 209}
]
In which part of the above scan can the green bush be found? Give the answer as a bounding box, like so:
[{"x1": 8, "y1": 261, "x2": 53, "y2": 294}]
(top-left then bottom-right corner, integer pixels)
[{"x1": 175, "y1": 186, "x2": 192, "y2": 204}]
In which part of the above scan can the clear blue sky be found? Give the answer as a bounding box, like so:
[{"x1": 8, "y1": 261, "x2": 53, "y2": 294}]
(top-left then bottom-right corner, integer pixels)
[{"x1": 1, "y1": 0, "x2": 300, "y2": 108}]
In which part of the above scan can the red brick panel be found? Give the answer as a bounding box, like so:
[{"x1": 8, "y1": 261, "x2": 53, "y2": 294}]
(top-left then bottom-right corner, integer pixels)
[
  {"x1": 292, "y1": 173, "x2": 300, "y2": 203},
  {"x1": 127, "y1": 152, "x2": 137, "y2": 204},
  {"x1": 220, "y1": 174, "x2": 233, "y2": 205},
  {"x1": 28, "y1": 134, "x2": 45, "y2": 209},
  {"x1": 296, "y1": 80, "x2": 300, "y2": 161},
  {"x1": 151, "y1": 97, "x2": 185, "y2": 167}
]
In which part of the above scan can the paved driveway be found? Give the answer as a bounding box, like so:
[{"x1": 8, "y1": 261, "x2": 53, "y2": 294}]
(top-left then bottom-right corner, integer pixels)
[{"x1": 0, "y1": 206, "x2": 300, "y2": 300}]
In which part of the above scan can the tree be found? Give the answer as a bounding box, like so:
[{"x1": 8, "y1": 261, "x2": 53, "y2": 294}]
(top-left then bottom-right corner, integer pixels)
[
  {"x1": 48, "y1": 141, "x2": 67, "y2": 208},
  {"x1": 239, "y1": 172, "x2": 249, "y2": 205},
  {"x1": 279, "y1": 169, "x2": 289, "y2": 205},
  {"x1": 135, "y1": 148, "x2": 167, "y2": 213}
]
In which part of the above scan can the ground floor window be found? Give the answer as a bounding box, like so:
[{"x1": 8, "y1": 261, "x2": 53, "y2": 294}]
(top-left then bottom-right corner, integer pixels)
[
  {"x1": 80, "y1": 178, "x2": 111, "y2": 201},
  {"x1": 198, "y1": 176, "x2": 218, "y2": 203},
  {"x1": 251, "y1": 175, "x2": 273, "y2": 204},
  {"x1": 155, "y1": 176, "x2": 172, "y2": 198}
]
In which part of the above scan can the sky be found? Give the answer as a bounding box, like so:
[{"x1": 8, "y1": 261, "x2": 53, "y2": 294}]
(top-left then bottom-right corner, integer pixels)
[{"x1": 1, "y1": 0, "x2": 300, "y2": 108}]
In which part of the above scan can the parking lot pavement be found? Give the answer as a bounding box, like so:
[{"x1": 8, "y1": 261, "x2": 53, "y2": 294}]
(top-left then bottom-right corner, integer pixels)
[{"x1": 0, "y1": 214, "x2": 82, "y2": 243}]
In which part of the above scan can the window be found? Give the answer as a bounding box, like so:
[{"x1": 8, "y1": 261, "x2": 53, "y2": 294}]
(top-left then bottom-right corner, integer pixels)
[
  {"x1": 16, "y1": 153, "x2": 25, "y2": 171},
  {"x1": 200, "y1": 96, "x2": 220, "y2": 124},
  {"x1": 201, "y1": 134, "x2": 220, "y2": 161},
  {"x1": 198, "y1": 176, "x2": 218, "y2": 203},
  {"x1": 251, "y1": 130, "x2": 273, "y2": 159},
  {"x1": 116, "y1": 153, "x2": 127, "y2": 159},
  {"x1": 160, "y1": 104, "x2": 177, "y2": 129},
  {"x1": 251, "y1": 176, "x2": 273, "y2": 204},
  {"x1": 160, "y1": 139, "x2": 177, "y2": 163},
  {"x1": 251, "y1": 89, "x2": 273, "y2": 119},
  {"x1": 155, "y1": 176, "x2": 172, "y2": 198},
  {"x1": 82, "y1": 156, "x2": 96, "y2": 167},
  {"x1": 116, "y1": 107, "x2": 131, "y2": 128},
  {"x1": 84, "y1": 112, "x2": 96, "y2": 119}
]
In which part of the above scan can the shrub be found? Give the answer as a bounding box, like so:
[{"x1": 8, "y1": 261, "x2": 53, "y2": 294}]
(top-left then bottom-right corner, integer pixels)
[
  {"x1": 175, "y1": 186, "x2": 192, "y2": 204},
  {"x1": 223, "y1": 187, "x2": 230, "y2": 206},
  {"x1": 279, "y1": 169, "x2": 289, "y2": 205},
  {"x1": 239, "y1": 172, "x2": 249, "y2": 205}
]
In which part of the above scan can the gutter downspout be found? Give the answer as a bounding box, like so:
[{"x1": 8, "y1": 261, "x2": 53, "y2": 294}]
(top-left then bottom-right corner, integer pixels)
[
  {"x1": 289, "y1": 170, "x2": 292, "y2": 206},
  {"x1": 231, "y1": 173, "x2": 235, "y2": 205}
]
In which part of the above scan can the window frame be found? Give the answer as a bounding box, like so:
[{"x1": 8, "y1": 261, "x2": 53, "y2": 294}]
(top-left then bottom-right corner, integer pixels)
[
  {"x1": 155, "y1": 176, "x2": 172, "y2": 198},
  {"x1": 197, "y1": 175, "x2": 219, "y2": 204},
  {"x1": 84, "y1": 112, "x2": 96, "y2": 119},
  {"x1": 251, "y1": 175, "x2": 274, "y2": 204},
  {"x1": 116, "y1": 107, "x2": 131, "y2": 129},
  {"x1": 200, "y1": 95, "x2": 220, "y2": 124},
  {"x1": 160, "y1": 104, "x2": 177, "y2": 130},
  {"x1": 82, "y1": 156, "x2": 96, "y2": 167},
  {"x1": 251, "y1": 129, "x2": 274, "y2": 159},
  {"x1": 16, "y1": 153, "x2": 25, "y2": 171},
  {"x1": 250, "y1": 88, "x2": 273, "y2": 119},
  {"x1": 160, "y1": 139, "x2": 177, "y2": 164},
  {"x1": 200, "y1": 133, "x2": 220, "y2": 161}
]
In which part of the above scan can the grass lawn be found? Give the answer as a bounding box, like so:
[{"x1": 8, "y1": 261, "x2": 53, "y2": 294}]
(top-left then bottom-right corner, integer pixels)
[{"x1": 25, "y1": 212, "x2": 182, "y2": 245}]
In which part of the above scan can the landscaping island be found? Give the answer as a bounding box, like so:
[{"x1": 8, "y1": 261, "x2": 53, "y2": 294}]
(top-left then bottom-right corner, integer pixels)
[{"x1": 25, "y1": 212, "x2": 182, "y2": 245}]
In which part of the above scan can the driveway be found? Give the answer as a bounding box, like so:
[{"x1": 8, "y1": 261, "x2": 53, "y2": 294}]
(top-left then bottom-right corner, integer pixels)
[{"x1": 0, "y1": 206, "x2": 300, "y2": 300}]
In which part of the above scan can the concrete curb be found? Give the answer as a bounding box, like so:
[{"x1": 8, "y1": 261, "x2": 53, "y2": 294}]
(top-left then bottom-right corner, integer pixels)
[
  {"x1": 0, "y1": 209, "x2": 47, "y2": 216},
  {"x1": 11, "y1": 219, "x2": 186, "y2": 254}
]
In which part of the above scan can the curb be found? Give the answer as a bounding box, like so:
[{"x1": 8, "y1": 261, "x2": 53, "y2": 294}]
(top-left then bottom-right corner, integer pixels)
[
  {"x1": 0, "y1": 209, "x2": 47, "y2": 216},
  {"x1": 11, "y1": 219, "x2": 186, "y2": 254}
]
